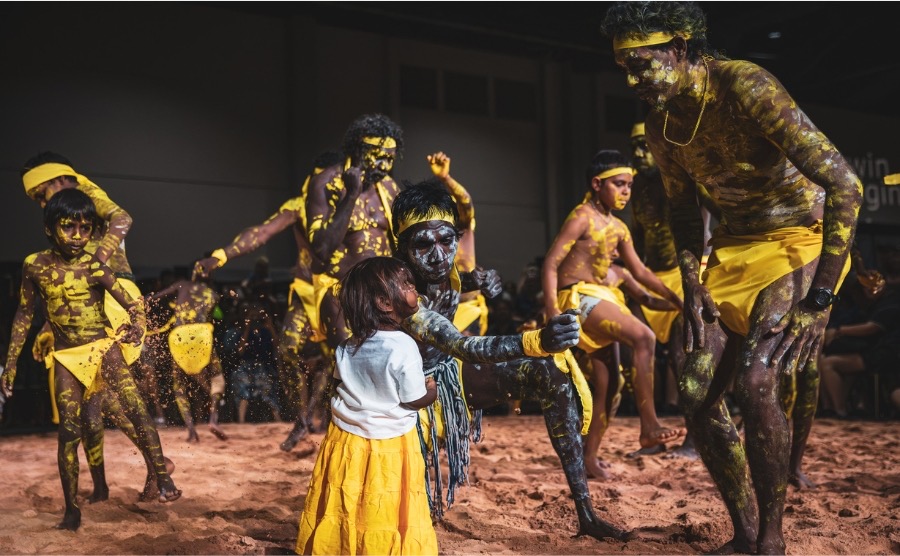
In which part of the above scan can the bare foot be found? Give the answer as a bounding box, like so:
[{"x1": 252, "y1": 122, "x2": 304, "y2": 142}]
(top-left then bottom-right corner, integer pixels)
[
  {"x1": 55, "y1": 509, "x2": 81, "y2": 531},
  {"x1": 87, "y1": 485, "x2": 109, "y2": 504},
  {"x1": 626, "y1": 444, "x2": 666, "y2": 458},
  {"x1": 663, "y1": 442, "x2": 700, "y2": 460},
  {"x1": 705, "y1": 538, "x2": 755, "y2": 555},
  {"x1": 209, "y1": 424, "x2": 228, "y2": 441},
  {"x1": 639, "y1": 426, "x2": 685, "y2": 449},
  {"x1": 584, "y1": 457, "x2": 613, "y2": 480},
  {"x1": 292, "y1": 438, "x2": 317, "y2": 458},
  {"x1": 186, "y1": 429, "x2": 200, "y2": 443},
  {"x1": 789, "y1": 470, "x2": 816, "y2": 490},
  {"x1": 158, "y1": 487, "x2": 182, "y2": 503}
]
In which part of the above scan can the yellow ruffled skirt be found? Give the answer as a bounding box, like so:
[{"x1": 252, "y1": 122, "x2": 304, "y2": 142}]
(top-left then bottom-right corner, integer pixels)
[{"x1": 296, "y1": 423, "x2": 438, "y2": 555}]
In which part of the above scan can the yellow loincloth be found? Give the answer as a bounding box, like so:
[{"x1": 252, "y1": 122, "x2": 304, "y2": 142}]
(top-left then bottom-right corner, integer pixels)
[
  {"x1": 168, "y1": 323, "x2": 214, "y2": 375},
  {"x1": 104, "y1": 277, "x2": 144, "y2": 365},
  {"x1": 311, "y1": 273, "x2": 340, "y2": 340},
  {"x1": 288, "y1": 277, "x2": 324, "y2": 342},
  {"x1": 452, "y1": 293, "x2": 488, "y2": 336},
  {"x1": 50, "y1": 338, "x2": 117, "y2": 391},
  {"x1": 702, "y1": 221, "x2": 851, "y2": 336},
  {"x1": 557, "y1": 282, "x2": 630, "y2": 353},
  {"x1": 641, "y1": 266, "x2": 683, "y2": 344}
]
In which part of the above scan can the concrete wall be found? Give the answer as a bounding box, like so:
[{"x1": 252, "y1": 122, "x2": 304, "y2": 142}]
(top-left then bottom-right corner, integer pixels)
[{"x1": 2, "y1": 3, "x2": 897, "y2": 286}]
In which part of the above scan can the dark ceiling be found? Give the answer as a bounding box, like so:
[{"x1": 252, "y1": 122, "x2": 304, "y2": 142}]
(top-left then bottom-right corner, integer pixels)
[{"x1": 208, "y1": 1, "x2": 898, "y2": 118}]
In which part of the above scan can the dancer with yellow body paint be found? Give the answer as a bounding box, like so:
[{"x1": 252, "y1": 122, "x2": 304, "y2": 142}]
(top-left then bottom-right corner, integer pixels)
[
  {"x1": 542, "y1": 149, "x2": 684, "y2": 480},
  {"x1": 2, "y1": 189, "x2": 180, "y2": 532},
  {"x1": 20, "y1": 152, "x2": 169, "y2": 504},
  {"x1": 147, "y1": 275, "x2": 228, "y2": 442},
  {"x1": 194, "y1": 152, "x2": 343, "y2": 452},
  {"x1": 602, "y1": 3, "x2": 862, "y2": 552}
]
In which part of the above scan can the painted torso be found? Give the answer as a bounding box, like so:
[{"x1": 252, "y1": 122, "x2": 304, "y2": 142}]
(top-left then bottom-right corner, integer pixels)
[{"x1": 557, "y1": 202, "x2": 630, "y2": 286}]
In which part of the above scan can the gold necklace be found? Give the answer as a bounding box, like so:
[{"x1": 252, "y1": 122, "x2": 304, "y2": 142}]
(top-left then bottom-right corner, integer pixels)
[{"x1": 663, "y1": 56, "x2": 710, "y2": 147}]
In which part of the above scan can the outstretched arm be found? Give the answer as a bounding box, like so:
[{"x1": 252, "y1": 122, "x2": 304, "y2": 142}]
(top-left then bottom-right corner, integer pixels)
[
  {"x1": 194, "y1": 202, "x2": 300, "y2": 278},
  {"x1": 618, "y1": 238, "x2": 682, "y2": 310},
  {"x1": 429, "y1": 152, "x2": 477, "y2": 271},
  {"x1": 402, "y1": 305, "x2": 580, "y2": 363},
  {"x1": 95, "y1": 262, "x2": 146, "y2": 345}
]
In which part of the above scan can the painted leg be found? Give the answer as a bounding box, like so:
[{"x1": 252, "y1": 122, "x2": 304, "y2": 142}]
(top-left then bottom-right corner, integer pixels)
[
  {"x1": 55, "y1": 366, "x2": 84, "y2": 530},
  {"x1": 81, "y1": 392, "x2": 109, "y2": 503}
]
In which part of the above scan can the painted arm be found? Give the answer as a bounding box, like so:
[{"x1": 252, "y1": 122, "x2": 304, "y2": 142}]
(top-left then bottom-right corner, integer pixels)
[
  {"x1": 305, "y1": 166, "x2": 362, "y2": 263},
  {"x1": 429, "y1": 152, "x2": 477, "y2": 271},
  {"x1": 81, "y1": 182, "x2": 132, "y2": 265},
  {"x1": 194, "y1": 202, "x2": 300, "y2": 278},
  {"x1": 459, "y1": 268, "x2": 503, "y2": 299},
  {"x1": 95, "y1": 260, "x2": 146, "y2": 345},
  {"x1": 541, "y1": 211, "x2": 585, "y2": 320},
  {"x1": 402, "y1": 305, "x2": 580, "y2": 363},
  {"x1": 738, "y1": 66, "x2": 862, "y2": 371},
  {"x1": 618, "y1": 267, "x2": 678, "y2": 311},
  {"x1": 648, "y1": 124, "x2": 718, "y2": 352},
  {"x1": 618, "y1": 235, "x2": 682, "y2": 310},
  {"x1": 2, "y1": 260, "x2": 38, "y2": 397}
]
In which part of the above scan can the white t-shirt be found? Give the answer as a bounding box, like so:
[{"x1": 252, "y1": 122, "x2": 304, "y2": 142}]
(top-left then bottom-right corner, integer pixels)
[{"x1": 331, "y1": 330, "x2": 426, "y2": 439}]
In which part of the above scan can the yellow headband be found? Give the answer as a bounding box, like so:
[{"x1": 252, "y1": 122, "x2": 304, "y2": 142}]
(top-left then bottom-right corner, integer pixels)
[
  {"x1": 362, "y1": 136, "x2": 397, "y2": 149},
  {"x1": 596, "y1": 167, "x2": 636, "y2": 181},
  {"x1": 884, "y1": 173, "x2": 900, "y2": 186},
  {"x1": 614, "y1": 32, "x2": 691, "y2": 51},
  {"x1": 397, "y1": 208, "x2": 456, "y2": 235},
  {"x1": 22, "y1": 163, "x2": 79, "y2": 193},
  {"x1": 631, "y1": 123, "x2": 646, "y2": 138}
]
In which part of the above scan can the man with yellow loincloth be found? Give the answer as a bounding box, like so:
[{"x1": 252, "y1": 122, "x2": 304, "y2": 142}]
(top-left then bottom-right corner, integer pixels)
[
  {"x1": 194, "y1": 152, "x2": 342, "y2": 452},
  {"x1": 603, "y1": 3, "x2": 862, "y2": 552},
  {"x1": 2, "y1": 189, "x2": 180, "y2": 532},
  {"x1": 543, "y1": 149, "x2": 685, "y2": 480},
  {"x1": 390, "y1": 180, "x2": 631, "y2": 542},
  {"x1": 20, "y1": 151, "x2": 162, "y2": 503},
  {"x1": 147, "y1": 275, "x2": 228, "y2": 442}
]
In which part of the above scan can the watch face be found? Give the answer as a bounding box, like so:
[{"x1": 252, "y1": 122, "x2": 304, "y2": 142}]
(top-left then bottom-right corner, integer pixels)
[{"x1": 814, "y1": 289, "x2": 834, "y2": 308}]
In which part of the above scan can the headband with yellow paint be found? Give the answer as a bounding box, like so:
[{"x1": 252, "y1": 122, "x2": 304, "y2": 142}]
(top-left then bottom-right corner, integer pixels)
[
  {"x1": 362, "y1": 136, "x2": 397, "y2": 149},
  {"x1": 885, "y1": 173, "x2": 900, "y2": 185},
  {"x1": 631, "y1": 123, "x2": 646, "y2": 138},
  {"x1": 614, "y1": 32, "x2": 691, "y2": 51},
  {"x1": 595, "y1": 167, "x2": 636, "y2": 181},
  {"x1": 396, "y1": 208, "x2": 456, "y2": 236},
  {"x1": 22, "y1": 162, "x2": 85, "y2": 194}
]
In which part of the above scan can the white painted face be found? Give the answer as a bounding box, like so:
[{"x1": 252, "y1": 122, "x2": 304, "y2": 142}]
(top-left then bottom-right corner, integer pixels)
[{"x1": 403, "y1": 220, "x2": 459, "y2": 284}]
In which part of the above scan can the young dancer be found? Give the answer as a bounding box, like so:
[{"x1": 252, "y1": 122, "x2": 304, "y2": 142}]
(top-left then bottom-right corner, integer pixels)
[{"x1": 2, "y1": 189, "x2": 180, "y2": 531}]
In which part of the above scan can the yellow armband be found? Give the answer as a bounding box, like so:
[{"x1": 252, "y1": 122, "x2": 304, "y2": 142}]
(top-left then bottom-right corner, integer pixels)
[
  {"x1": 522, "y1": 329, "x2": 549, "y2": 358},
  {"x1": 211, "y1": 248, "x2": 228, "y2": 268}
]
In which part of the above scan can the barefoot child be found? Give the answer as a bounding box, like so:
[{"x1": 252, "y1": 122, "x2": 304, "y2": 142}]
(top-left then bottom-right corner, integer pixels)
[
  {"x1": 1, "y1": 189, "x2": 180, "y2": 531},
  {"x1": 296, "y1": 257, "x2": 438, "y2": 555}
]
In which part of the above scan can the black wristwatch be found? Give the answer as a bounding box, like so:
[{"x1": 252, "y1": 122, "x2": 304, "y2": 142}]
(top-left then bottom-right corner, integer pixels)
[{"x1": 806, "y1": 287, "x2": 836, "y2": 311}]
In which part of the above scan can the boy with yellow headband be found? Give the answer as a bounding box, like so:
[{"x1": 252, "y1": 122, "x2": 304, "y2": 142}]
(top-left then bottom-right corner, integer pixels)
[
  {"x1": 2, "y1": 189, "x2": 180, "y2": 531},
  {"x1": 602, "y1": 3, "x2": 862, "y2": 553},
  {"x1": 542, "y1": 149, "x2": 684, "y2": 479}
]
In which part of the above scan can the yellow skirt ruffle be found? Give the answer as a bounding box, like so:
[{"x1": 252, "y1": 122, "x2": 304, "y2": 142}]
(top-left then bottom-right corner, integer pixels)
[{"x1": 296, "y1": 423, "x2": 438, "y2": 556}]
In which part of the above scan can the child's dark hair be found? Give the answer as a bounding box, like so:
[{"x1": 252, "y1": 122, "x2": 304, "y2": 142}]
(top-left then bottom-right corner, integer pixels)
[
  {"x1": 22, "y1": 151, "x2": 76, "y2": 179},
  {"x1": 339, "y1": 256, "x2": 415, "y2": 353},
  {"x1": 43, "y1": 188, "x2": 99, "y2": 243},
  {"x1": 585, "y1": 149, "x2": 631, "y2": 188},
  {"x1": 391, "y1": 178, "x2": 463, "y2": 255}
]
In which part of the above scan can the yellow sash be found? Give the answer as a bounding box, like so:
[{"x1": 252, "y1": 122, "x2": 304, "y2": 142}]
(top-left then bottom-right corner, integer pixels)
[
  {"x1": 557, "y1": 282, "x2": 629, "y2": 353},
  {"x1": 104, "y1": 278, "x2": 144, "y2": 365},
  {"x1": 553, "y1": 349, "x2": 593, "y2": 435},
  {"x1": 289, "y1": 277, "x2": 324, "y2": 342},
  {"x1": 168, "y1": 323, "x2": 214, "y2": 375},
  {"x1": 641, "y1": 266, "x2": 683, "y2": 344},
  {"x1": 311, "y1": 273, "x2": 340, "y2": 338},
  {"x1": 51, "y1": 338, "x2": 116, "y2": 391},
  {"x1": 452, "y1": 294, "x2": 489, "y2": 336},
  {"x1": 702, "y1": 221, "x2": 851, "y2": 336}
]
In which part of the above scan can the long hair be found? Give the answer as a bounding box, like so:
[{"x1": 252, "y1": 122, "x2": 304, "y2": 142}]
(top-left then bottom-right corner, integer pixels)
[
  {"x1": 585, "y1": 149, "x2": 631, "y2": 189},
  {"x1": 600, "y1": 2, "x2": 725, "y2": 62},
  {"x1": 43, "y1": 188, "x2": 99, "y2": 244},
  {"x1": 339, "y1": 256, "x2": 415, "y2": 353},
  {"x1": 391, "y1": 178, "x2": 463, "y2": 259}
]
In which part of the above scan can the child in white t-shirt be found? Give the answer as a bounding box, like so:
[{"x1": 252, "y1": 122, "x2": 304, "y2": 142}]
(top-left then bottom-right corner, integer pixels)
[{"x1": 296, "y1": 256, "x2": 437, "y2": 555}]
